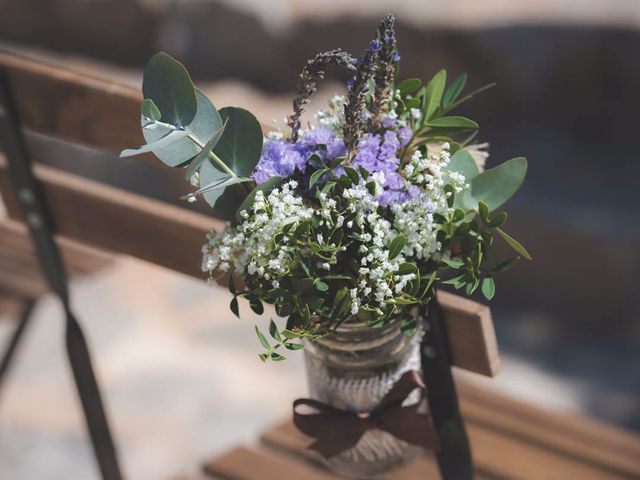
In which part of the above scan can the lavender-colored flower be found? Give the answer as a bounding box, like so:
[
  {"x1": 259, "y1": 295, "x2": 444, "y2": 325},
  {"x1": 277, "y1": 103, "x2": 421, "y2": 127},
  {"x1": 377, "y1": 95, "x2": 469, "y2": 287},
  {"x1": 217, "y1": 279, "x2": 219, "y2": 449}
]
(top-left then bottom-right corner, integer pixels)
[
  {"x1": 252, "y1": 139, "x2": 309, "y2": 184},
  {"x1": 370, "y1": 39, "x2": 382, "y2": 52},
  {"x1": 303, "y1": 126, "x2": 347, "y2": 159},
  {"x1": 382, "y1": 116, "x2": 397, "y2": 128},
  {"x1": 394, "y1": 52, "x2": 401, "y2": 62},
  {"x1": 398, "y1": 126, "x2": 412, "y2": 146}
]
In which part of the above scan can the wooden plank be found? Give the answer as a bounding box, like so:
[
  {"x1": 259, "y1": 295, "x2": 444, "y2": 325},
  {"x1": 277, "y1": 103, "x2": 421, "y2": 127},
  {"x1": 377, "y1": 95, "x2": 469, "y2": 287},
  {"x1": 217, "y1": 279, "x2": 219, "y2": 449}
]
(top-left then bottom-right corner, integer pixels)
[
  {"x1": 456, "y1": 379, "x2": 640, "y2": 473},
  {"x1": 0, "y1": 157, "x2": 221, "y2": 279},
  {"x1": 203, "y1": 446, "x2": 338, "y2": 480},
  {"x1": 0, "y1": 50, "x2": 144, "y2": 155},
  {"x1": 437, "y1": 290, "x2": 499, "y2": 376},
  {"x1": 258, "y1": 379, "x2": 640, "y2": 479}
]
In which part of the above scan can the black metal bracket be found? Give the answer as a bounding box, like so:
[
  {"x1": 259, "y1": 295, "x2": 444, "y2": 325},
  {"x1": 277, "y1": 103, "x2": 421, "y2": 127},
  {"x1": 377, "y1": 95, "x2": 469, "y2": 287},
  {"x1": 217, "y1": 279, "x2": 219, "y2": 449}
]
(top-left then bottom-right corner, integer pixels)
[
  {"x1": 0, "y1": 72, "x2": 123, "y2": 480},
  {"x1": 421, "y1": 298, "x2": 473, "y2": 480},
  {"x1": 0, "y1": 299, "x2": 35, "y2": 396}
]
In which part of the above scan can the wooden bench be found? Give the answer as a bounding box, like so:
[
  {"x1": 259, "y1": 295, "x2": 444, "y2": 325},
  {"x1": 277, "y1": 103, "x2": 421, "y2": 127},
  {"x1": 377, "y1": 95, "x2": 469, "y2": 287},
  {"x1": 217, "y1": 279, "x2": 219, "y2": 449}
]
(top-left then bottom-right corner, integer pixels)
[
  {"x1": 204, "y1": 379, "x2": 640, "y2": 480},
  {"x1": 0, "y1": 219, "x2": 111, "y2": 391},
  {"x1": 0, "y1": 50, "x2": 638, "y2": 479}
]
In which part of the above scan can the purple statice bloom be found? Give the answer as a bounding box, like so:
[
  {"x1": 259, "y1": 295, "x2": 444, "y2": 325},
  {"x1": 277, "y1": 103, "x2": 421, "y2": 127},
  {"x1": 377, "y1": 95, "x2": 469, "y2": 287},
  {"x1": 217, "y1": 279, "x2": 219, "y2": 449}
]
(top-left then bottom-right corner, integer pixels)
[
  {"x1": 382, "y1": 116, "x2": 397, "y2": 128},
  {"x1": 252, "y1": 126, "x2": 346, "y2": 184},
  {"x1": 303, "y1": 126, "x2": 347, "y2": 160},
  {"x1": 370, "y1": 39, "x2": 382, "y2": 52},
  {"x1": 398, "y1": 127, "x2": 412, "y2": 146},
  {"x1": 393, "y1": 51, "x2": 401, "y2": 62},
  {"x1": 252, "y1": 138, "x2": 309, "y2": 184}
]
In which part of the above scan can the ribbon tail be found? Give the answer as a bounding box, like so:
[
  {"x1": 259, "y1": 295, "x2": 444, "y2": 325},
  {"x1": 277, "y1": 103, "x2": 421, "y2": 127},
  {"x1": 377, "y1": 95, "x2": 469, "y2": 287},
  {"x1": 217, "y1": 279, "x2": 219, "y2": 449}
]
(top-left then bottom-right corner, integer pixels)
[{"x1": 383, "y1": 412, "x2": 441, "y2": 451}]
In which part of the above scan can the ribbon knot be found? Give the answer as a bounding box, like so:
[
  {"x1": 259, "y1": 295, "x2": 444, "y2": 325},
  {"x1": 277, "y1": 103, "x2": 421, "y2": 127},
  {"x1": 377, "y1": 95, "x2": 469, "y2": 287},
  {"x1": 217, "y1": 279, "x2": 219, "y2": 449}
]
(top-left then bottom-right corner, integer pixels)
[{"x1": 293, "y1": 370, "x2": 440, "y2": 457}]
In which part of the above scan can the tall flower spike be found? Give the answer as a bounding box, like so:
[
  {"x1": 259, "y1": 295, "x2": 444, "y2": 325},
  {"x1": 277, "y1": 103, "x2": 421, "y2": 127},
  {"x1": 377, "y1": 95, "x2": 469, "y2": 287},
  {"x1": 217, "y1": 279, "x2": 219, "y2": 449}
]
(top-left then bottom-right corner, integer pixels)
[
  {"x1": 370, "y1": 14, "x2": 397, "y2": 120},
  {"x1": 343, "y1": 40, "x2": 378, "y2": 156},
  {"x1": 288, "y1": 49, "x2": 357, "y2": 142}
]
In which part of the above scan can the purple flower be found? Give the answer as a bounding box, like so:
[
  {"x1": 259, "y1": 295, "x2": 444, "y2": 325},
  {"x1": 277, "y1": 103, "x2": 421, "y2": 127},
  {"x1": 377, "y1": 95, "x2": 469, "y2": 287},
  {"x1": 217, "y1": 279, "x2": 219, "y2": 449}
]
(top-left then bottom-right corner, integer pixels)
[
  {"x1": 398, "y1": 127, "x2": 412, "y2": 146},
  {"x1": 252, "y1": 139, "x2": 308, "y2": 184},
  {"x1": 370, "y1": 39, "x2": 382, "y2": 52},
  {"x1": 393, "y1": 52, "x2": 401, "y2": 62}
]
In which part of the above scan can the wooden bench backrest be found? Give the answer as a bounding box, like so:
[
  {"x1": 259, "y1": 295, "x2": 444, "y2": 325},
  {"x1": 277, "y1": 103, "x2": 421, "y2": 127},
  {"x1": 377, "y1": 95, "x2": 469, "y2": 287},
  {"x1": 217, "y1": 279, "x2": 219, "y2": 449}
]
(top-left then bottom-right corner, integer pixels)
[{"x1": 0, "y1": 50, "x2": 499, "y2": 377}]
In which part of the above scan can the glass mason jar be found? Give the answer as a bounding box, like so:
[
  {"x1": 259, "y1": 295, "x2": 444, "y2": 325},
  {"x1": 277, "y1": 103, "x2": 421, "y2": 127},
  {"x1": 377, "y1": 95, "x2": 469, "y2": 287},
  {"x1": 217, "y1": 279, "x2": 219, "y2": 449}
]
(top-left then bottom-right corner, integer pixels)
[{"x1": 303, "y1": 319, "x2": 425, "y2": 478}]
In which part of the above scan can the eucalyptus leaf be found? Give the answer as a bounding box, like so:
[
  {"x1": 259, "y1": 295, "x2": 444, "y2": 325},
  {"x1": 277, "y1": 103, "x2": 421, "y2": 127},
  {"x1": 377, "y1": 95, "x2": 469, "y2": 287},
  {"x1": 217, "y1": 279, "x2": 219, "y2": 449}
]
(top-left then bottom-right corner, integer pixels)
[
  {"x1": 197, "y1": 160, "x2": 251, "y2": 208},
  {"x1": 214, "y1": 107, "x2": 263, "y2": 178},
  {"x1": 462, "y1": 157, "x2": 528, "y2": 211},
  {"x1": 141, "y1": 98, "x2": 161, "y2": 121},
  {"x1": 215, "y1": 185, "x2": 248, "y2": 222},
  {"x1": 120, "y1": 129, "x2": 188, "y2": 157},
  {"x1": 142, "y1": 52, "x2": 197, "y2": 126},
  {"x1": 141, "y1": 89, "x2": 223, "y2": 167},
  {"x1": 184, "y1": 118, "x2": 228, "y2": 181},
  {"x1": 446, "y1": 149, "x2": 479, "y2": 181}
]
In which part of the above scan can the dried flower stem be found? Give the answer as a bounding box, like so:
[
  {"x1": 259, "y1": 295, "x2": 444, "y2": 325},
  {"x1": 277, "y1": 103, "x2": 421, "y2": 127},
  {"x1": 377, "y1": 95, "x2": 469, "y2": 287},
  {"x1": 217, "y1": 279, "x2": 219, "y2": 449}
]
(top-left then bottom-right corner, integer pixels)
[
  {"x1": 288, "y1": 49, "x2": 356, "y2": 142},
  {"x1": 370, "y1": 14, "x2": 397, "y2": 119}
]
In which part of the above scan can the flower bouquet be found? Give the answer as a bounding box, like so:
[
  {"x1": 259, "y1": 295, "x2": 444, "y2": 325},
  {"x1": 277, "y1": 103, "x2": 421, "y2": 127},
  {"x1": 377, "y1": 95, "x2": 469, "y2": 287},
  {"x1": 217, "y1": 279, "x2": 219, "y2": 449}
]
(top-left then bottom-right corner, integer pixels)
[{"x1": 121, "y1": 14, "x2": 529, "y2": 477}]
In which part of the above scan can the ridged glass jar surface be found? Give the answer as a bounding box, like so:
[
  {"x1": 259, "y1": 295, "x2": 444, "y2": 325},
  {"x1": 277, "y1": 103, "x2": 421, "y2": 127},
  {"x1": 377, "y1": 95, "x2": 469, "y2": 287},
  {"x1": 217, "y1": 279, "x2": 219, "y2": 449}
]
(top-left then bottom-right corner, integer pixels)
[{"x1": 303, "y1": 320, "x2": 424, "y2": 478}]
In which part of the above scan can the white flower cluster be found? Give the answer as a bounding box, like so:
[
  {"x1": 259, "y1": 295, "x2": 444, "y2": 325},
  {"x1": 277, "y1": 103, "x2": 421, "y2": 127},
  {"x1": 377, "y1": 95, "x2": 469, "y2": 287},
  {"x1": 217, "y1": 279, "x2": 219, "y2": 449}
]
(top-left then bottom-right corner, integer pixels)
[
  {"x1": 202, "y1": 180, "x2": 313, "y2": 284},
  {"x1": 393, "y1": 143, "x2": 467, "y2": 260},
  {"x1": 342, "y1": 174, "x2": 417, "y2": 315}
]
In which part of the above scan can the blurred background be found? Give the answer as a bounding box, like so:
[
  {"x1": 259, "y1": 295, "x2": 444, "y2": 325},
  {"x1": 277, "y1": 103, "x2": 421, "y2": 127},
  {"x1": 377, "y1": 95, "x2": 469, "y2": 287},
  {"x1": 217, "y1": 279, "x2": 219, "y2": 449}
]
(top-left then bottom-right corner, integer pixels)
[{"x1": 0, "y1": 0, "x2": 638, "y2": 478}]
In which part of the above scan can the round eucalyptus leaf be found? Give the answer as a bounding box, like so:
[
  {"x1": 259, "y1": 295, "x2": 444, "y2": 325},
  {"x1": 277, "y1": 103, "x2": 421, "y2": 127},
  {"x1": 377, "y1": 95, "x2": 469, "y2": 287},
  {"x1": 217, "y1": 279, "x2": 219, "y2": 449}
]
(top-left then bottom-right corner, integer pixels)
[
  {"x1": 214, "y1": 107, "x2": 263, "y2": 178},
  {"x1": 142, "y1": 52, "x2": 197, "y2": 126},
  {"x1": 446, "y1": 149, "x2": 479, "y2": 182},
  {"x1": 462, "y1": 157, "x2": 527, "y2": 211},
  {"x1": 199, "y1": 160, "x2": 230, "y2": 207},
  {"x1": 142, "y1": 89, "x2": 223, "y2": 167}
]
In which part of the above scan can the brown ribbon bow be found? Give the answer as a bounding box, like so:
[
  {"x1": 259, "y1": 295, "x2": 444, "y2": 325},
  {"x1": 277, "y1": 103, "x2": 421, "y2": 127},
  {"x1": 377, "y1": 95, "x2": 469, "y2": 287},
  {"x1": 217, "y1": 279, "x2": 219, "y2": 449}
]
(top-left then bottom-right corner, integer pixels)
[{"x1": 293, "y1": 370, "x2": 440, "y2": 457}]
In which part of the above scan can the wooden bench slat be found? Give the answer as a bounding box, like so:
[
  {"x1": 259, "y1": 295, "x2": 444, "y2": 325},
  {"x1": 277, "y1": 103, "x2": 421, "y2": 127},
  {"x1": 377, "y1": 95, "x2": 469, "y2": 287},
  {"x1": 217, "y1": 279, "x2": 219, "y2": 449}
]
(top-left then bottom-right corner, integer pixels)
[
  {"x1": 0, "y1": 50, "x2": 144, "y2": 155},
  {"x1": 436, "y1": 290, "x2": 499, "y2": 376},
  {"x1": 458, "y1": 381, "x2": 640, "y2": 477},
  {"x1": 203, "y1": 446, "x2": 338, "y2": 480},
  {"x1": 257, "y1": 378, "x2": 640, "y2": 480},
  {"x1": 0, "y1": 158, "x2": 220, "y2": 279}
]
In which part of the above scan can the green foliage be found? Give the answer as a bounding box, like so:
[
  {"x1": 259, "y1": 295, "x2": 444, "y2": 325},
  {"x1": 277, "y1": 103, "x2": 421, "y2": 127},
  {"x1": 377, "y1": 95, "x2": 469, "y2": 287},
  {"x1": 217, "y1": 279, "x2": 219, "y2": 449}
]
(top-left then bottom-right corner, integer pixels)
[
  {"x1": 120, "y1": 52, "x2": 262, "y2": 210},
  {"x1": 235, "y1": 176, "x2": 284, "y2": 222},
  {"x1": 460, "y1": 157, "x2": 528, "y2": 211},
  {"x1": 142, "y1": 52, "x2": 197, "y2": 126},
  {"x1": 214, "y1": 107, "x2": 264, "y2": 178}
]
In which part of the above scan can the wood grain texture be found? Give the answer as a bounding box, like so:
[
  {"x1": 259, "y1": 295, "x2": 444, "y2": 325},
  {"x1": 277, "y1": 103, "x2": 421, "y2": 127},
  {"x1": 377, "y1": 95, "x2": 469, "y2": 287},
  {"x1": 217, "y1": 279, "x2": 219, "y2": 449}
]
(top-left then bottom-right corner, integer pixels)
[
  {"x1": 437, "y1": 290, "x2": 499, "y2": 376},
  {"x1": 0, "y1": 51, "x2": 498, "y2": 375},
  {"x1": 203, "y1": 446, "x2": 338, "y2": 480},
  {"x1": 0, "y1": 157, "x2": 220, "y2": 279},
  {"x1": 0, "y1": 50, "x2": 144, "y2": 155},
  {"x1": 249, "y1": 378, "x2": 640, "y2": 480},
  {"x1": 0, "y1": 219, "x2": 111, "y2": 299}
]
